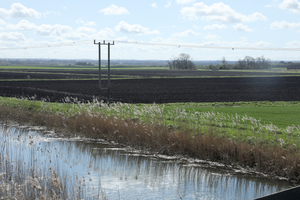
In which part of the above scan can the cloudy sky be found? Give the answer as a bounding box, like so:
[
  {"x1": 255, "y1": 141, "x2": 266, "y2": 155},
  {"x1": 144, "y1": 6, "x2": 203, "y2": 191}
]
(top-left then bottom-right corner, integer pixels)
[{"x1": 1, "y1": 0, "x2": 300, "y2": 61}]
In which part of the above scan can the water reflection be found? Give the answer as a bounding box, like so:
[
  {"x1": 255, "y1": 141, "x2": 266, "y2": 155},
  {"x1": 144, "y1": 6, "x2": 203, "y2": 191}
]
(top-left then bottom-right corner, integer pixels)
[{"x1": 1, "y1": 126, "x2": 293, "y2": 200}]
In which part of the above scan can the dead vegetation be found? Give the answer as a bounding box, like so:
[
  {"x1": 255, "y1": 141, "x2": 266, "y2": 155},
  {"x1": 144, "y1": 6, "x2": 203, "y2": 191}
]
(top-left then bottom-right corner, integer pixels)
[
  {"x1": 0, "y1": 126, "x2": 107, "y2": 200},
  {"x1": 1, "y1": 106, "x2": 300, "y2": 184}
]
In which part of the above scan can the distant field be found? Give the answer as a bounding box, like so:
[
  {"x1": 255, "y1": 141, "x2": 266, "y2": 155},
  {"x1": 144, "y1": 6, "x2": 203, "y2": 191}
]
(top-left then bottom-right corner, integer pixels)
[
  {"x1": 0, "y1": 65, "x2": 169, "y2": 70},
  {"x1": 0, "y1": 65, "x2": 299, "y2": 81}
]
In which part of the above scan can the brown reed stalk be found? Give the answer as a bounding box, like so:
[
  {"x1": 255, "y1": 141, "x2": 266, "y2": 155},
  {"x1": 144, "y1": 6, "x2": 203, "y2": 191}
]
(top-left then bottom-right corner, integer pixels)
[{"x1": 1, "y1": 106, "x2": 300, "y2": 183}]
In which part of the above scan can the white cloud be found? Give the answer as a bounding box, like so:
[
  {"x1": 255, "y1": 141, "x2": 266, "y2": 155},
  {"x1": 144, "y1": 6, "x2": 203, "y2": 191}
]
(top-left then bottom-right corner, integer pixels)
[
  {"x1": 270, "y1": 20, "x2": 300, "y2": 28},
  {"x1": 59, "y1": 32, "x2": 90, "y2": 41},
  {"x1": 180, "y1": 2, "x2": 267, "y2": 23},
  {"x1": 99, "y1": 4, "x2": 129, "y2": 15},
  {"x1": 193, "y1": 25, "x2": 201, "y2": 30},
  {"x1": 233, "y1": 23, "x2": 253, "y2": 32},
  {"x1": 204, "y1": 24, "x2": 227, "y2": 30},
  {"x1": 85, "y1": 21, "x2": 96, "y2": 26},
  {"x1": 200, "y1": 40, "x2": 272, "y2": 48},
  {"x1": 279, "y1": 0, "x2": 300, "y2": 13},
  {"x1": 177, "y1": 0, "x2": 195, "y2": 4},
  {"x1": 0, "y1": 3, "x2": 41, "y2": 18},
  {"x1": 165, "y1": 1, "x2": 172, "y2": 8},
  {"x1": 286, "y1": 40, "x2": 300, "y2": 46},
  {"x1": 239, "y1": 37, "x2": 248, "y2": 41},
  {"x1": 6, "y1": 20, "x2": 37, "y2": 31},
  {"x1": 92, "y1": 28, "x2": 115, "y2": 38},
  {"x1": 0, "y1": 32, "x2": 26, "y2": 41},
  {"x1": 0, "y1": 19, "x2": 5, "y2": 26},
  {"x1": 204, "y1": 33, "x2": 221, "y2": 40},
  {"x1": 151, "y1": 37, "x2": 181, "y2": 43},
  {"x1": 255, "y1": 41, "x2": 273, "y2": 47},
  {"x1": 43, "y1": 11, "x2": 61, "y2": 18},
  {"x1": 76, "y1": 18, "x2": 96, "y2": 27},
  {"x1": 2, "y1": 19, "x2": 113, "y2": 41},
  {"x1": 264, "y1": 0, "x2": 280, "y2": 8},
  {"x1": 36, "y1": 24, "x2": 73, "y2": 37},
  {"x1": 151, "y1": 3, "x2": 158, "y2": 8},
  {"x1": 76, "y1": 26, "x2": 97, "y2": 33},
  {"x1": 114, "y1": 36, "x2": 135, "y2": 42},
  {"x1": 115, "y1": 21, "x2": 160, "y2": 35},
  {"x1": 171, "y1": 29, "x2": 200, "y2": 37}
]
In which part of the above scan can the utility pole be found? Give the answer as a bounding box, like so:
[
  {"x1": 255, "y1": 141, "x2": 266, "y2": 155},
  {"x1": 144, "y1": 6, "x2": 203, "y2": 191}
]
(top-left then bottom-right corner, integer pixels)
[{"x1": 94, "y1": 40, "x2": 114, "y2": 106}]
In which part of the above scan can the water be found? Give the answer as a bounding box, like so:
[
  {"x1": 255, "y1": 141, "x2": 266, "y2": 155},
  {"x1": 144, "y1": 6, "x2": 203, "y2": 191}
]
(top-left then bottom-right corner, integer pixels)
[{"x1": 0, "y1": 125, "x2": 294, "y2": 200}]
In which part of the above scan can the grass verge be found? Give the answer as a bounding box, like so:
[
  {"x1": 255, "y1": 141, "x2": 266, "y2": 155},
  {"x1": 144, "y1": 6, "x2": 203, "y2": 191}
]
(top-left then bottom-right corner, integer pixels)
[{"x1": 1, "y1": 97, "x2": 300, "y2": 183}]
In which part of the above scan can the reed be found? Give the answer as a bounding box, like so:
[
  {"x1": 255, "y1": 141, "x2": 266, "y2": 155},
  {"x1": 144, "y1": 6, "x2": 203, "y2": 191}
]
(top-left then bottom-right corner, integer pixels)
[
  {"x1": 0, "y1": 127, "x2": 107, "y2": 200},
  {"x1": 1, "y1": 104, "x2": 300, "y2": 183},
  {"x1": 1, "y1": 97, "x2": 300, "y2": 183}
]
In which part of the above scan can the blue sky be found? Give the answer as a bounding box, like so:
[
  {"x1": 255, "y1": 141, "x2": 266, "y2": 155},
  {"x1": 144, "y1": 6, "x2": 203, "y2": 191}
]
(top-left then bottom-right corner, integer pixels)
[{"x1": 0, "y1": 0, "x2": 300, "y2": 61}]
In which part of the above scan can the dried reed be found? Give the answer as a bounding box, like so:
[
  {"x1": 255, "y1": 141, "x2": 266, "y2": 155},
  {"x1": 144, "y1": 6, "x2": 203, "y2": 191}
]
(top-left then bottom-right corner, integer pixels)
[{"x1": 1, "y1": 103, "x2": 300, "y2": 183}]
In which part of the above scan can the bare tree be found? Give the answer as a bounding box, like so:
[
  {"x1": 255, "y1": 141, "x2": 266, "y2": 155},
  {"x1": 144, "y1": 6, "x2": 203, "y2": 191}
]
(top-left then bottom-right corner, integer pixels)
[{"x1": 168, "y1": 53, "x2": 196, "y2": 70}]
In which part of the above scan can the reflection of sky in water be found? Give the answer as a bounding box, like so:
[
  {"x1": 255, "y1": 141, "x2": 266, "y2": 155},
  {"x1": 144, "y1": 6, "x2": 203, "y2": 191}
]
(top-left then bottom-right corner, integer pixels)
[{"x1": 2, "y1": 126, "x2": 293, "y2": 200}]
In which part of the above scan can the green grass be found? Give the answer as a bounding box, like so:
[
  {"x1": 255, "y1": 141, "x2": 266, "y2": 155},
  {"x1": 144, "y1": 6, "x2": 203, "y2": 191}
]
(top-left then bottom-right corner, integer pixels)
[
  {"x1": 1, "y1": 97, "x2": 299, "y2": 129},
  {"x1": 2, "y1": 65, "x2": 298, "y2": 73},
  {"x1": 1, "y1": 96, "x2": 300, "y2": 148},
  {"x1": 163, "y1": 101, "x2": 300, "y2": 129}
]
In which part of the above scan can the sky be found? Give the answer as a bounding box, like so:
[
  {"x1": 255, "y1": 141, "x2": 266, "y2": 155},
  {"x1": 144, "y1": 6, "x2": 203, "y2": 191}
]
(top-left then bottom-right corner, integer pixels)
[{"x1": 0, "y1": 0, "x2": 300, "y2": 61}]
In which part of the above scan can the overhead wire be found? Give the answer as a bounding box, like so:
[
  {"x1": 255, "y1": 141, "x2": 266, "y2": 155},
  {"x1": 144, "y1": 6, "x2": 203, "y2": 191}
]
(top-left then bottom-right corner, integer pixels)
[
  {"x1": 113, "y1": 40, "x2": 300, "y2": 51},
  {"x1": 1, "y1": 39, "x2": 300, "y2": 52},
  {"x1": 0, "y1": 40, "x2": 92, "y2": 50}
]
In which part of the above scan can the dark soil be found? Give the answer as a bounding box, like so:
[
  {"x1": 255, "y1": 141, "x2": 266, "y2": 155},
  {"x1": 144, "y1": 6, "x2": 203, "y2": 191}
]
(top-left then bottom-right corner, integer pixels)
[
  {"x1": 0, "y1": 69, "x2": 298, "y2": 79},
  {"x1": 1, "y1": 76, "x2": 300, "y2": 103}
]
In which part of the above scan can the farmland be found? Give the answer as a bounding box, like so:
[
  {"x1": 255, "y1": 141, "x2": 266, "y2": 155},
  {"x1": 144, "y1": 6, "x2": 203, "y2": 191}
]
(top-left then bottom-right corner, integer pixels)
[
  {"x1": 1, "y1": 65, "x2": 300, "y2": 133},
  {"x1": 1, "y1": 66, "x2": 300, "y2": 184},
  {"x1": 1, "y1": 66, "x2": 300, "y2": 104}
]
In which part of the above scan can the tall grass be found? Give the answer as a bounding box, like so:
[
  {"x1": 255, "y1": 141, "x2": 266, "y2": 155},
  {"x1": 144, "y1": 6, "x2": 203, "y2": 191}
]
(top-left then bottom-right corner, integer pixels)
[
  {"x1": 0, "y1": 126, "x2": 108, "y2": 200},
  {"x1": 1, "y1": 97, "x2": 300, "y2": 183}
]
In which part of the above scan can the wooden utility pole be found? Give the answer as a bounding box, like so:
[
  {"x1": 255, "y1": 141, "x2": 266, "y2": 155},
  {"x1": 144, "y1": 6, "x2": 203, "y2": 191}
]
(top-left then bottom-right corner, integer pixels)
[{"x1": 94, "y1": 40, "x2": 114, "y2": 106}]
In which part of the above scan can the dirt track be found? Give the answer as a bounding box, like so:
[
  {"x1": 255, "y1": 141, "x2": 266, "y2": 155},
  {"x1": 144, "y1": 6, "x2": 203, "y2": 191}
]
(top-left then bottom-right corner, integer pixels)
[{"x1": 0, "y1": 76, "x2": 299, "y2": 103}]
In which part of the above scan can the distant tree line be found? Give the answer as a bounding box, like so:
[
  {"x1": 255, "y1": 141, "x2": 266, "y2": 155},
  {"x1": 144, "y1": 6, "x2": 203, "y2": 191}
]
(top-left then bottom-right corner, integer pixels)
[
  {"x1": 75, "y1": 62, "x2": 94, "y2": 66},
  {"x1": 168, "y1": 53, "x2": 196, "y2": 70},
  {"x1": 208, "y1": 56, "x2": 271, "y2": 70}
]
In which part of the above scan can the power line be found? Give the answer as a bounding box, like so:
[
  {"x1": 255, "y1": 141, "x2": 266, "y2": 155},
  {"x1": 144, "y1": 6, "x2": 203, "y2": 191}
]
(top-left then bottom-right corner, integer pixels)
[
  {"x1": 1, "y1": 39, "x2": 300, "y2": 52},
  {"x1": 114, "y1": 40, "x2": 300, "y2": 51},
  {"x1": 0, "y1": 40, "x2": 92, "y2": 50}
]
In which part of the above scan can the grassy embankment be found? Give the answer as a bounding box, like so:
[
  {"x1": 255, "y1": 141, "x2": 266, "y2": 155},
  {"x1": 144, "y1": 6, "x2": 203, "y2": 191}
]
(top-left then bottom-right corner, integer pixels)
[{"x1": 1, "y1": 96, "x2": 300, "y2": 183}]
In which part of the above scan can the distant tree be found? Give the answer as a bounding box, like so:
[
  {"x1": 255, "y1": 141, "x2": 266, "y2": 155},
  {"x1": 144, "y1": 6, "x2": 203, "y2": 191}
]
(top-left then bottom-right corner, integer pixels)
[
  {"x1": 75, "y1": 62, "x2": 94, "y2": 66},
  {"x1": 233, "y1": 55, "x2": 271, "y2": 69},
  {"x1": 219, "y1": 56, "x2": 228, "y2": 69},
  {"x1": 168, "y1": 53, "x2": 196, "y2": 70},
  {"x1": 208, "y1": 64, "x2": 219, "y2": 70},
  {"x1": 75, "y1": 62, "x2": 87, "y2": 66}
]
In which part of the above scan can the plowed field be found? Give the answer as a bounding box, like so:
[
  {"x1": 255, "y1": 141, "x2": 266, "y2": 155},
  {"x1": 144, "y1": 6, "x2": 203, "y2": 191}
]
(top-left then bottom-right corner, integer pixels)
[{"x1": 1, "y1": 76, "x2": 300, "y2": 103}]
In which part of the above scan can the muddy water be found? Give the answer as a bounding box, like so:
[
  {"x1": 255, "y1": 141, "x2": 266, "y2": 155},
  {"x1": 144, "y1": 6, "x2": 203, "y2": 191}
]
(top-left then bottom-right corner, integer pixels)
[{"x1": 1, "y1": 125, "x2": 294, "y2": 200}]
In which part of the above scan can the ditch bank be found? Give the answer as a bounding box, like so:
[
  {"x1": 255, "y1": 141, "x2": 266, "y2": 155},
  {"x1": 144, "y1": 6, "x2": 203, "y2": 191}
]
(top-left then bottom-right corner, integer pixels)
[{"x1": 1, "y1": 104, "x2": 300, "y2": 185}]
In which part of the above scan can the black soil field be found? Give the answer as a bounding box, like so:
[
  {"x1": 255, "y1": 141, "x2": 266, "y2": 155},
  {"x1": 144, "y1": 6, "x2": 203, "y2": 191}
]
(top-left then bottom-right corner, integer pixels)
[
  {"x1": 0, "y1": 69, "x2": 299, "y2": 79},
  {"x1": 0, "y1": 76, "x2": 300, "y2": 103}
]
